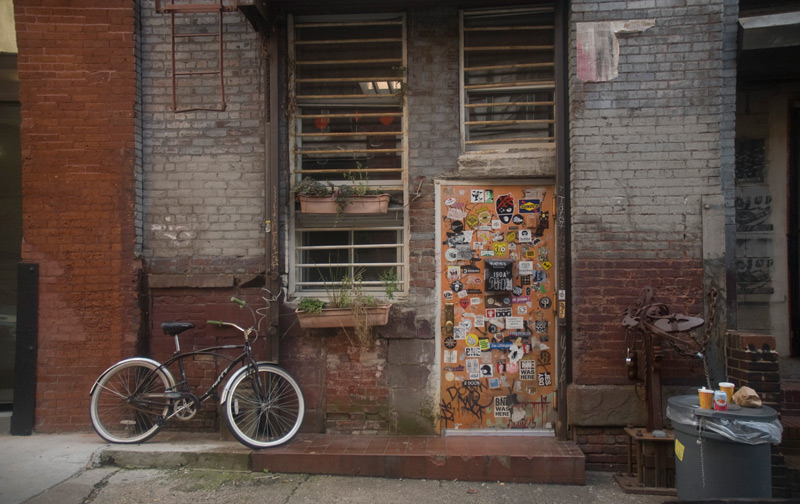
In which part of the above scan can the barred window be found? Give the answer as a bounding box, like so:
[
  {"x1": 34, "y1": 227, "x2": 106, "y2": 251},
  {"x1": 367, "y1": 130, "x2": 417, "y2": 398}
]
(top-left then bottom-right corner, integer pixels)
[
  {"x1": 461, "y1": 6, "x2": 556, "y2": 150},
  {"x1": 289, "y1": 13, "x2": 407, "y2": 296}
]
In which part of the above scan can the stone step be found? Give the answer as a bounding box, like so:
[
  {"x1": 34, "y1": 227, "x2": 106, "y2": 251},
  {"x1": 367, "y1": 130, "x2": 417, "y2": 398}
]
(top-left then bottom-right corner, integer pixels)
[{"x1": 252, "y1": 433, "x2": 586, "y2": 484}]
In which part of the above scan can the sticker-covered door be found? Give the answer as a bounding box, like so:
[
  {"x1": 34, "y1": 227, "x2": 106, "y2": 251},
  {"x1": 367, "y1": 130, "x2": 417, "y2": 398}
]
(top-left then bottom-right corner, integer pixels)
[{"x1": 438, "y1": 183, "x2": 556, "y2": 431}]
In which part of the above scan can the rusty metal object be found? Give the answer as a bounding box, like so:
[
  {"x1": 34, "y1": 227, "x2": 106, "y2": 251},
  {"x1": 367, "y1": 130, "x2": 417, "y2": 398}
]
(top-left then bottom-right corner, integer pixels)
[{"x1": 623, "y1": 287, "x2": 711, "y2": 431}]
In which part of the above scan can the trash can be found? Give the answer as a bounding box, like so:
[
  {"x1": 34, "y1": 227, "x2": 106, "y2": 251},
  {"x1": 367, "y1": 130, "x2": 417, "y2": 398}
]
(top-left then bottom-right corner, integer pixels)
[{"x1": 666, "y1": 394, "x2": 782, "y2": 500}]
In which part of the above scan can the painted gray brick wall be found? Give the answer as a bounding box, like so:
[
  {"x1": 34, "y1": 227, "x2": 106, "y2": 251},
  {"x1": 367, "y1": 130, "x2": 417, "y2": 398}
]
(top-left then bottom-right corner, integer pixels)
[
  {"x1": 139, "y1": 3, "x2": 266, "y2": 275},
  {"x1": 569, "y1": 0, "x2": 737, "y2": 261}
]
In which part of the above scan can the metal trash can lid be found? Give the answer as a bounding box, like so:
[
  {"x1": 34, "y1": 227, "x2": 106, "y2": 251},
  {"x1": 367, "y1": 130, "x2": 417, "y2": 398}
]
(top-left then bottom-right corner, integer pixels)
[{"x1": 666, "y1": 394, "x2": 782, "y2": 444}]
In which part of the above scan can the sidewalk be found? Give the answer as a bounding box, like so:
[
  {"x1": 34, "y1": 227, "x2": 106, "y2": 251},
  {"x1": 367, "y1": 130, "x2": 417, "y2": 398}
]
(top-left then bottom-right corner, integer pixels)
[{"x1": 0, "y1": 431, "x2": 673, "y2": 504}]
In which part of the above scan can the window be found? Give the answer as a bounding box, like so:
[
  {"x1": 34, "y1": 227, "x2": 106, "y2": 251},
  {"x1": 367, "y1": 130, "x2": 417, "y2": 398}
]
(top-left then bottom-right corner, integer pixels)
[
  {"x1": 460, "y1": 6, "x2": 556, "y2": 150},
  {"x1": 289, "y1": 13, "x2": 407, "y2": 296}
]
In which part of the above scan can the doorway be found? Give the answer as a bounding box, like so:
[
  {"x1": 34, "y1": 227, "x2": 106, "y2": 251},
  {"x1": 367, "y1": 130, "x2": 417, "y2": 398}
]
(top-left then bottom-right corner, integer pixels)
[{"x1": 436, "y1": 180, "x2": 557, "y2": 432}]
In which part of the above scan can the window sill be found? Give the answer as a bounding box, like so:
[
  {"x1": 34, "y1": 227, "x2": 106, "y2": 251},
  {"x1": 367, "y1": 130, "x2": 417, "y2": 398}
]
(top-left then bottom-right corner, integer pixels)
[{"x1": 457, "y1": 145, "x2": 556, "y2": 178}]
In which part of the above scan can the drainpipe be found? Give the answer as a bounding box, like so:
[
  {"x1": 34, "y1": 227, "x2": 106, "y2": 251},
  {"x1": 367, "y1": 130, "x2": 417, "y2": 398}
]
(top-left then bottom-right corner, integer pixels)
[
  {"x1": 265, "y1": 23, "x2": 282, "y2": 363},
  {"x1": 554, "y1": 0, "x2": 571, "y2": 441}
]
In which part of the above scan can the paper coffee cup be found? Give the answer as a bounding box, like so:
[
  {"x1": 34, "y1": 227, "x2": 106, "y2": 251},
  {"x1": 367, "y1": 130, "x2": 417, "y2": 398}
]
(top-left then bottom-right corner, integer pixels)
[
  {"x1": 719, "y1": 382, "x2": 735, "y2": 403},
  {"x1": 698, "y1": 388, "x2": 714, "y2": 409}
]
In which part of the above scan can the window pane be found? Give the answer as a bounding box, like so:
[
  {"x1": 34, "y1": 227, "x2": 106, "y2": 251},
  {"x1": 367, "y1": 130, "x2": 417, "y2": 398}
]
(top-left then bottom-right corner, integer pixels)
[{"x1": 462, "y1": 6, "x2": 556, "y2": 149}]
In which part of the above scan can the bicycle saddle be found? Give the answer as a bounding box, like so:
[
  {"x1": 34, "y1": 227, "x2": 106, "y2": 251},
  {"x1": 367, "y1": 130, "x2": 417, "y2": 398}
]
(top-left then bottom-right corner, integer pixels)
[{"x1": 160, "y1": 322, "x2": 195, "y2": 335}]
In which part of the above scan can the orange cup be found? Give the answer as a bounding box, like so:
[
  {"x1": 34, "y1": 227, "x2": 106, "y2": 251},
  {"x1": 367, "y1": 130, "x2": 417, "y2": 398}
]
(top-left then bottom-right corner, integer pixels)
[
  {"x1": 698, "y1": 388, "x2": 714, "y2": 409},
  {"x1": 719, "y1": 382, "x2": 735, "y2": 404}
]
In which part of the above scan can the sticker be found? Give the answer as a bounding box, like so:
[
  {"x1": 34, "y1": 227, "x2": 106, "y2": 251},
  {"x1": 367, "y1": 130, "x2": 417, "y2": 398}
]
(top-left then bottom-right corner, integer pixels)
[
  {"x1": 450, "y1": 220, "x2": 465, "y2": 233},
  {"x1": 447, "y1": 266, "x2": 461, "y2": 281},
  {"x1": 495, "y1": 193, "x2": 515, "y2": 224},
  {"x1": 538, "y1": 372, "x2": 552, "y2": 387},
  {"x1": 470, "y1": 189, "x2": 484, "y2": 203},
  {"x1": 480, "y1": 364, "x2": 493, "y2": 377},
  {"x1": 538, "y1": 246, "x2": 550, "y2": 262},
  {"x1": 465, "y1": 214, "x2": 479, "y2": 229},
  {"x1": 675, "y1": 439, "x2": 685, "y2": 462},
  {"x1": 518, "y1": 229, "x2": 532, "y2": 243},
  {"x1": 518, "y1": 305, "x2": 528, "y2": 315},
  {"x1": 508, "y1": 345, "x2": 523, "y2": 363},
  {"x1": 480, "y1": 250, "x2": 495, "y2": 257},
  {"x1": 512, "y1": 214, "x2": 525, "y2": 225},
  {"x1": 494, "y1": 396, "x2": 511, "y2": 417},
  {"x1": 558, "y1": 301, "x2": 566, "y2": 319},
  {"x1": 489, "y1": 377, "x2": 500, "y2": 388},
  {"x1": 541, "y1": 261, "x2": 552, "y2": 270},
  {"x1": 558, "y1": 289, "x2": 566, "y2": 301},
  {"x1": 520, "y1": 275, "x2": 531, "y2": 286},
  {"x1": 506, "y1": 231, "x2": 517, "y2": 243},
  {"x1": 454, "y1": 327, "x2": 466, "y2": 339},
  {"x1": 444, "y1": 349, "x2": 458, "y2": 364},
  {"x1": 450, "y1": 280, "x2": 464, "y2": 292},
  {"x1": 484, "y1": 190, "x2": 494, "y2": 204},
  {"x1": 470, "y1": 297, "x2": 481, "y2": 305},
  {"x1": 519, "y1": 199, "x2": 541, "y2": 214},
  {"x1": 460, "y1": 318, "x2": 473, "y2": 330},
  {"x1": 457, "y1": 290, "x2": 468, "y2": 299},
  {"x1": 518, "y1": 261, "x2": 533, "y2": 275},
  {"x1": 447, "y1": 206, "x2": 468, "y2": 222},
  {"x1": 507, "y1": 361, "x2": 519, "y2": 374},
  {"x1": 486, "y1": 308, "x2": 496, "y2": 318},
  {"x1": 445, "y1": 248, "x2": 459, "y2": 262},
  {"x1": 535, "y1": 320, "x2": 548, "y2": 333},
  {"x1": 539, "y1": 297, "x2": 552, "y2": 309},
  {"x1": 512, "y1": 296, "x2": 530, "y2": 304},
  {"x1": 445, "y1": 371, "x2": 455, "y2": 382},
  {"x1": 493, "y1": 242, "x2": 507, "y2": 256},
  {"x1": 485, "y1": 260, "x2": 513, "y2": 292},
  {"x1": 539, "y1": 351, "x2": 552, "y2": 365},
  {"x1": 506, "y1": 317, "x2": 525, "y2": 330},
  {"x1": 443, "y1": 290, "x2": 454, "y2": 300},
  {"x1": 466, "y1": 358, "x2": 480, "y2": 378},
  {"x1": 491, "y1": 342, "x2": 513, "y2": 350},
  {"x1": 478, "y1": 211, "x2": 492, "y2": 225},
  {"x1": 460, "y1": 298, "x2": 469, "y2": 309},
  {"x1": 491, "y1": 219, "x2": 502, "y2": 230},
  {"x1": 519, "y1": 360, "x2": 536, "y2": 380},
  {"x1": 466, "y1": 333, "x2": 479, "y2": 347},
  {"x1": 444, "y1": 336, "x2": 457, "y2": 349},
  {"x1": 444, "y1": 197, "x2": 456, "y2": 206},
  {"x1": 466, "y1": 347, "x2": 481, "y2": 357}
]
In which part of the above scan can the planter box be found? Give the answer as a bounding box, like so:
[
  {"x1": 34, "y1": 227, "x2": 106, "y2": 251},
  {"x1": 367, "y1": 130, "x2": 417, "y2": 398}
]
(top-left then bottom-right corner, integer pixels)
[
  {"x1": 295, "y1": 304, "x2": 391, "y2": 329},
  {"x1": 298, "y1": 194, "x2": 390, "y2": 214}
]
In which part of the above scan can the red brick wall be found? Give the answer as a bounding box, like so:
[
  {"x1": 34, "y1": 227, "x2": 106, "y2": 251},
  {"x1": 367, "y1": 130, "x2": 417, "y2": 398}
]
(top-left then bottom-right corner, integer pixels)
[
  {"x1": 14, "y1": 1, "x2": 139, "y2": 431},
  {"x1": 325, "y1": 335, "x2": 390, "y2": 434},
  {"x1": 572, "y1": 258, "x2": 706, "y2": 386},
  {"x1": 148, "y1": 289, "x2": 271, "y2": 431}
]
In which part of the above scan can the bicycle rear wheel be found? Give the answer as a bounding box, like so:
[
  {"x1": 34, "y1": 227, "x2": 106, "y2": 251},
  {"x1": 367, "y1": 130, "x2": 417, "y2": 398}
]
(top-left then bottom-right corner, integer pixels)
[
  {"x1": 90, "y1": 360, "x2": 172, "y2": 444},
  {"x1": 223, "y1": 363, "x2": 305, "y2": 449}
]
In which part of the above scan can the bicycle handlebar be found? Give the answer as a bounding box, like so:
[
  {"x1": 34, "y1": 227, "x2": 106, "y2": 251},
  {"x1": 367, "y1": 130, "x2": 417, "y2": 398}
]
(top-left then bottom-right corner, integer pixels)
[{"x1": 231, "y1": 297, "x2": 247, "y2": 308}]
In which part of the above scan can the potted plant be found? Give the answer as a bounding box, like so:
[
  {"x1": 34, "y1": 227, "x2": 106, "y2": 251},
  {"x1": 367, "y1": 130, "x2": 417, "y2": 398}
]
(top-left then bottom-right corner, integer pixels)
[
  {"x1": 294, "y1": 167, "x2": 390, "y2": 215},
  {"x1": 295, "y1": 269, "x2": 398, "y2": 346}
]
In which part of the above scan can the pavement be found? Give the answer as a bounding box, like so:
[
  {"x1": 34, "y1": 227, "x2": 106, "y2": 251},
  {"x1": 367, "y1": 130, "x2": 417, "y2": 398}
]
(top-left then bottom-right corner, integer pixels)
[{"x1": 0, "y1": 430, "x2": 676, "y2": 504}]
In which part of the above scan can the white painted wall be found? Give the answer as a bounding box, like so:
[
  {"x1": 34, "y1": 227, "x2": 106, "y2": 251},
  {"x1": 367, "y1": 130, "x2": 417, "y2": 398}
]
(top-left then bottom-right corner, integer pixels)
[{"x1": 0, "y1": 0, "x2": 16, "y2": 54}]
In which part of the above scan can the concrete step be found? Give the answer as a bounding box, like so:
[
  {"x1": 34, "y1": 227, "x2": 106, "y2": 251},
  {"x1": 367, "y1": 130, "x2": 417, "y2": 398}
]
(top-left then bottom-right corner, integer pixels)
[
  {"x1": 252, "y1": 433, "x2": 586, "y2": 484},
  {"x1": 0, "y1": 411, "x2": 10, "y2": 434},
  {"x1": 97, "y1": 431, "x2": 586, "y2": 485}
]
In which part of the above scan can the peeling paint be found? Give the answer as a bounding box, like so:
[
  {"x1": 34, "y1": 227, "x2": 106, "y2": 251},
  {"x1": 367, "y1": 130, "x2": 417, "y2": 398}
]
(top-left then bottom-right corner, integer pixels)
[{"x1": 576, "y1": 19, "x2": 655, "y2": 82}]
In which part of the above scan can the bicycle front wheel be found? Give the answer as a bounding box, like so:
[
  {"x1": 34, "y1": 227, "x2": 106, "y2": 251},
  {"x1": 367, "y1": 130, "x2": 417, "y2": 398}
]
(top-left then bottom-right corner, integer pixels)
[
  {"x1": 223, "y1": 364, "x2": 305, "y2": 449},
  {"x1": 90, "y1": 360, "x2": 172, "y2": 444}
]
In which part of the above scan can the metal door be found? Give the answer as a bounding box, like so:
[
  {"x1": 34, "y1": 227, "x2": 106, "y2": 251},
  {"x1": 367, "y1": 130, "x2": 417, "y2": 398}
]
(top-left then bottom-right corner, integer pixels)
[{"x1": 436, "y1": 181, "x2": 557, "y2": 431}]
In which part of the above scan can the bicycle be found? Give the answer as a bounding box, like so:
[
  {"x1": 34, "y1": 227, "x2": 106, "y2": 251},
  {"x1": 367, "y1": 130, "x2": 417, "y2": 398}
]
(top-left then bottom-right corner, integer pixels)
[{"x1": 89, "y1": 295, "x2": 304, "y2": 449}]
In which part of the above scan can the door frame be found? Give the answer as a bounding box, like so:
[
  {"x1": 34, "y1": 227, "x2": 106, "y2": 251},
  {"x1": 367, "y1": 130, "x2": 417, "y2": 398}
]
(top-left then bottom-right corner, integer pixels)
[{"x1": 434, "y1": 178, "x2": 560, "y2": 434}]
